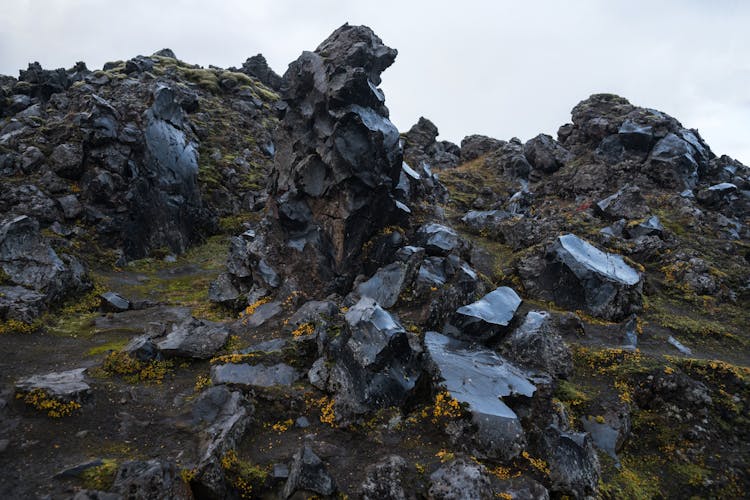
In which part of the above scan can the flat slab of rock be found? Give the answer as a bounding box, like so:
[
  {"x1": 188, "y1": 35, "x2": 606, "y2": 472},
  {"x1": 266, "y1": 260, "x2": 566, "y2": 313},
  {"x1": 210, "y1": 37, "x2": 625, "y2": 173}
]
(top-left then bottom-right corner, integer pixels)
[
  {"x1": 16, "y1": 368, "x2": 90, "y2": 400},
  {"x1": 156, "y1": 317, "x2": 229, "y2": 359},
  {"x1": 211, "y1": 362, "x2": 300, "y2": 388},
  {"x1": 425, "y1": 331, "x2": 535, "y2": 460},
  {"x1": 417, "y1": 223, "x2": 462, "y2": 256},
  {"x1": 100, "y1": 291, "x2": 130, "y2": 312}
]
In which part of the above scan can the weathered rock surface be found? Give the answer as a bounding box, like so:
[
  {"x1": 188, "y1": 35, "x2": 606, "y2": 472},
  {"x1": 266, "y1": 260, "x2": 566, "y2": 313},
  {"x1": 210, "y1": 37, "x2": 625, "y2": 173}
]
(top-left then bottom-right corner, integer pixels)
[
  {"x1": 192, "y1": 386, "x2": 252, "y2": 499},
  {"x1": 156, "y1": 317, "x2": 229, "y2": 359},
  {"x1": 428, "y1": 458, "x2": 493, "y2": 500},
  {"x1": 500, "y1": 311, "x2": 572, "y2": 378},
  {"x1": 402, "y1": 116, "x2": 460, "y2": 170},
  {"x1": 520, "y1": 234, "x2": 642, "y2": 320},
  {"x1": 0, "y1": 215, "x2": 89, "y2": 320},
  {"x1": 210, "y1": 362, "x2": 299, "y2": 388},
  {"x1": 425, "y1": 331, "x2": 535, "y2": 460},
  {"x1": 261, "y1": 24, "x2": 406, "y2": 296},
  {"x1": 282, "y1": 445, "x2": 336, "y2": 498},
  {"x1": 15, "y1": 368, "x2": 90, "y2": 400},
  {"x1": 359, "y1": 455, "x2": 412, "y2": 500},
  {"x1": 594, "y1": 184, "x2": 650, "y2": 220},
  {"x1": 110, "y1": 459, "x2": 191, "y2": 500},
  {"x1": 460, "y1": 135, "x2": 505, "y2": 162}
]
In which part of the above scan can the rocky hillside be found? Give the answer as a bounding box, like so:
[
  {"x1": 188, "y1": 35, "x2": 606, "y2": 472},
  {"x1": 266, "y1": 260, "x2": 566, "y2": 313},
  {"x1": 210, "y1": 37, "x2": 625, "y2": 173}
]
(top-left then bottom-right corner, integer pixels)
[{"x1": 1, "y1": 24, "x2": 748, "y2": 500}]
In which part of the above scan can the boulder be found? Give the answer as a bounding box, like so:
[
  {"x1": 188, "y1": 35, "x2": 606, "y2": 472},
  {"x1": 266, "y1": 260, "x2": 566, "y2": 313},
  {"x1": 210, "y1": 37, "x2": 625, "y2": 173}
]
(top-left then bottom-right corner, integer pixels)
[
  {"x1": 417, "y1": 223, "x2": 463, "y2": 256},
  {"x1": 617, "y1": 119, "x2": 654, "y2": 150},
  {"x1": 425, "y1": 332, "x2": 535, "y2": 460},
  {"x1": 696, "y1": 182, "x2": 738, "y2": 207},
  {"x1": 56, "y1": 194, "x2": 83, "y2": 219},
  {"x1": 238, "y1": 54, "x2": 282, "y2": 90},
  {"x1": 647, "y1": 133, "x2": 700, "y2": 189},
  {"x1": 15, "y1": 368, "x2": 90, "y2": 401},
  {"x1": 192, "y1": 386, "x2": 252, "y2": 499},
  {"x1": 428, "y1": 458, "x2": 493, "y2": 500},
  {"x1": 451, "y1": 287, "x2": 522, "y2": 342},
  {"x1": 519, "y1": 234, "x2": 642, "y2": 320},
  {"x1": 210, "y1": 363, "x2": 299, "y2": 388},
  {"x1": 500, "y1": 311, "x2": 572, "y2": 378},
  {"x1": 460, "y1": 135, "x2": 505, "y2": 162},
  {"x1": 317, "y1": 297, "x2": 420, "y2": 420},
  {"x1": 0, "y1": 215, "x2": 88, "y2": 310},
  {"x1": 50, "y1": 143, "x2": 84, "y2": 180},
  {"x1": 359, "y1": 455, "x2": 411, "y2": 500},
  {"x1": 523, "y1": 133, "x2": 572, "y2": 174},
  {"x1": 356, "y1": 262, "x2": 410, "y2": 308},
  {"x1": 460, "y1": 210, "x2": 512, "y2": 233},
  {"x1": 110, "y1": 459, "x2": 190, "y2": 500},
  {"x1": 594, "y1": 184, "x2": 649, "y2": 220},
  {"x1": 100, "y1": 291, "x2": 130, "y2": 312},
  {"x1": 156, "y1": 317, "x2": 229, "y2": 359},
  {"x1": 539, "y1": 425, "x2": 600, "y2": 498},
  {"x1": 282, "y1": 445, "x2": 336, "y2": 498},
  {"x1": 0, "y1": 286, "x2": 46, "y2": 323},
  {"x1": 625, "y1": 215, "x2": 664, "y2": 239}
]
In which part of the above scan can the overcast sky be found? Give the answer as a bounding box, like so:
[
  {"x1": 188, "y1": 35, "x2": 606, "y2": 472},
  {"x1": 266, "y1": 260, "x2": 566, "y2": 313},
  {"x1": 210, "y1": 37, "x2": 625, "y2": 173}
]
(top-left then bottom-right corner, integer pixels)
[{"x1": 2, "y1": 0, "x2": 749, "y2": 163}]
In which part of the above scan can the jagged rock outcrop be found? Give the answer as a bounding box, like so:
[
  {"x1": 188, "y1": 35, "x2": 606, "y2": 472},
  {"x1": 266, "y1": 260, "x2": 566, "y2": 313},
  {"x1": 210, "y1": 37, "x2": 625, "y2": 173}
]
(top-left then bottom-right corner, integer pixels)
[
  {"x1": 213, "y1": 24, "x2": 409, "y2": 299},
  {"x1": 0, "y1": 215, "x2": 89, "y2": 321},
  {"x1": 236, "y1": 54, "x2": 282, "y2": 90},
  {"x1": 402, "y1": 116, "x2": 461, "y2": 170}
]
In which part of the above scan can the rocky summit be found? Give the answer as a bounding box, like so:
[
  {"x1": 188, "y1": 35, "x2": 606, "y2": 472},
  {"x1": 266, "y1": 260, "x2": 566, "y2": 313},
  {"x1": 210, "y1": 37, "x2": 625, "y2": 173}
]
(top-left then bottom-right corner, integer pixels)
[{"x1": 0, "y1": 23, "x2": 748, "y2": 500}]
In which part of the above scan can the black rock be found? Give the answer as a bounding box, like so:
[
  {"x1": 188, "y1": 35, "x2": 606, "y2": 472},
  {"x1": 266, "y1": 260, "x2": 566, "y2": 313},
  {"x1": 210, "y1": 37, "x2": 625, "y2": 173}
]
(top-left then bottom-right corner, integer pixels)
[
  {"x1": 428, "y1": 458, "x2": 493, "y2": 500},
  {"x1": 500, "y1": 311, "x2": 572, "y2": 378},
  {"x1": 417, "y1": 223, "x2": 463, "y2": 256},
  {"x1": 524, "y1": 134, "x2": 572, "y2": 174},
  {"x1": 239, "y1": 54, "x2": 283, "y2": 90},
  {"x1": 625, "y1": 215, "x2": 664, "y2": 239},
  {"x1": 50, "y1": 143, "x2": 84, "y2": 179},
  {"x1": 282, "y1": 445, "x2": 337, "y2": 498},
  {"x1": 594, "y1": 184, "x2": 649, "y2": 220},
  {"x1": 460, "y1": 135, "x2": 505, "y2": 162},
  {"x1": 0, "y1": 286, "x2": 46, "y2": 323},
  {"x1": 357, "y1": 261, "x2": 412, "y2": 308},
  {"x1": 15, "y1": 368, "x2": 90, "y2": 401},
  {"x1": 110, "y1": 459, "x2": 190, "y2": 500},
  {"x1": 618, "y1": 119, "x2": 654, "y2": 150},
  {"x1": 452, "y1": 287, "x2": 522, "y2": 342},
  {"x1": 315, "y1": 297, "x2": 420, "y2": 420},
  {"x1": 539, "y1": 425, "x2": 600, "y2": 499},
  {"x1": 210, "y1": 362, "x2": 299, "y2": 388},
  {"x1": 359, "y1": 455, "x2": 411, "y2": 500},
  {"x1": 100, "y1": 291, "x2": 130, "y2": 312},
  {"x1": 520, "y1": 234, "x2": 642, "y2": 321},
  {"x1": 192, "y1": 386, "x2": 252, "y2": 499},
  {"x1": 425, "y1": 332, "x2": 535, "y2": 460},
  {"x1": 647, "y1": 133, "x2": 700, "y2": 189},
  {"x1": 152, "y1": 48, "x2": 176, "y2": 59},
  {"x1": 247, "y1": 24, "x2": 407, "y2": 297},
  {"x1": 156, "y1": 317, "x2": 229, "y2": 359},
  {"x1": 696, "y1": 182, "x2": 738, "y2": 207}
]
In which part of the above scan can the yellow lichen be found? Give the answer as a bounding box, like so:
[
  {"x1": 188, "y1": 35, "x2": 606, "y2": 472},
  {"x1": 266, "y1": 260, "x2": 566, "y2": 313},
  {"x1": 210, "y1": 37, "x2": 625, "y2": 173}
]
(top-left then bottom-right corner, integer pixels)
[
  {"x1": 292, "y1": 322, "x2": 315, "y2": 338},
  {"x1": 17, "y1": 389, "x2": 81, "y2": 418},
  {"x1": 436, "y1": 450, "x2": 455, "y2": 463},
  {"x1": 522, "y1": 451, "x2": 550, "y2": 475},
  {"x1": 194, "y1": 374, "x2": 211, "y2": 392},
  {"x1": 100, "y1": 351, "x2": 173, "y2": 384},
  {"x1": 271, "y1": 418, "x2": 294, "y2": 433},
  {"x1": 210, "y1": 352, "x2": 259, "y2": 365}
]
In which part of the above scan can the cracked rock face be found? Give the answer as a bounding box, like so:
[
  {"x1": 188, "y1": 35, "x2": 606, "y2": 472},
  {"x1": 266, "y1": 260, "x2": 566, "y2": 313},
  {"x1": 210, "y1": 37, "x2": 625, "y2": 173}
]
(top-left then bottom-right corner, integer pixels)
[{"x1": 265, "y1": 24, "x2": 406, "y2": 296}]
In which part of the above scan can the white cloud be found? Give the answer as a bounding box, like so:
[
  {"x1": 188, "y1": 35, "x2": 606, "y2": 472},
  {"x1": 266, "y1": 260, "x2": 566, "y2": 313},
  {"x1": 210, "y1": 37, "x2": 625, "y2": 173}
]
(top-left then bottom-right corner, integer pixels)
[{"x1": 2, "y1": 0, "x2": 748, "y2": 162}]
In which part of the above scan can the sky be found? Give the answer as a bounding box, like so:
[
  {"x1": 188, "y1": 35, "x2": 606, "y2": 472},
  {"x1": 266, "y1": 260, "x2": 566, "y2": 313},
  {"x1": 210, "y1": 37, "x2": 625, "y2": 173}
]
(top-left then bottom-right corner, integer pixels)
[{"x1": 2, "y1": 0, "x2": 749, "y2": 163}]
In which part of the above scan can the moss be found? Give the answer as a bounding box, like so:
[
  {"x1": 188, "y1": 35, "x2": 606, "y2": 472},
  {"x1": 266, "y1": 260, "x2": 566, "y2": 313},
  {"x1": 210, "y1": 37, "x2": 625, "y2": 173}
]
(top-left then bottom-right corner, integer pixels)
[
  {"x1": 220, "y1": 450, "x2": 269, "y2": 499},
  {"x1": 97, "y1": 351, "x2": 174, "y2": 384},
  {"x1": 80, "y1": 459, "x2": 118, "y2": 490},
  {"x1": 86, "y1": 337, "x2": 131, "y2": 357},
  {"x1": 598, "y1": 455, "x2": 662, "y2": 500}
]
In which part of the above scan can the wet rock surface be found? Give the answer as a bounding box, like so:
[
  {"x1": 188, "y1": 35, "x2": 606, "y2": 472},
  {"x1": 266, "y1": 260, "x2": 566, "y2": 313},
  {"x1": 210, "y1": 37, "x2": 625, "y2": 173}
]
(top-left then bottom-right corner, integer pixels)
[
  {"x1": 156, "y1": 317, "x2": 229, "y2": 359},
  {"x1": 425, "y1": 331, "x2": 535, "y2": 460}
]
